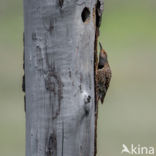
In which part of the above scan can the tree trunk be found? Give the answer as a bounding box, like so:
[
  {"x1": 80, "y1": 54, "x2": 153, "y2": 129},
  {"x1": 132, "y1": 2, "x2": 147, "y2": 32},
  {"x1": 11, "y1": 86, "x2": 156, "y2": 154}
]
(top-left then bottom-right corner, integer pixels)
[{"x1": 23, "y1": 0, "x2": 103, "y2": 156}]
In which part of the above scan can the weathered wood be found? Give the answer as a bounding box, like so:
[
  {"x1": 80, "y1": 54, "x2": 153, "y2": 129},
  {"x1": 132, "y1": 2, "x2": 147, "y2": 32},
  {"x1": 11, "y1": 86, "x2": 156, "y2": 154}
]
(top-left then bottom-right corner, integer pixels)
[{"x1": 23, "y1": 0, "x2": 104, "y2": 155}]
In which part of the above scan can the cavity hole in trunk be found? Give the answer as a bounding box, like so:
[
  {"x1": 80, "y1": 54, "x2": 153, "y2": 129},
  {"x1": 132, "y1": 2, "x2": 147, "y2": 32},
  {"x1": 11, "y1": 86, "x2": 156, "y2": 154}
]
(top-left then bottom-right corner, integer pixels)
[{"x1": 81, "y1": 7, "x2": 90, "y2": 23}]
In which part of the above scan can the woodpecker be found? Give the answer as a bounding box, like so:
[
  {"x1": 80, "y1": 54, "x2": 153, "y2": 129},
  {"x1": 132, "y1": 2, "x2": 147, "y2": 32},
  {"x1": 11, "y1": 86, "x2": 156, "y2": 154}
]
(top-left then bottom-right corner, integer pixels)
[{"x1": 96, "y1": 42, "x2": 112, "y2": 104}]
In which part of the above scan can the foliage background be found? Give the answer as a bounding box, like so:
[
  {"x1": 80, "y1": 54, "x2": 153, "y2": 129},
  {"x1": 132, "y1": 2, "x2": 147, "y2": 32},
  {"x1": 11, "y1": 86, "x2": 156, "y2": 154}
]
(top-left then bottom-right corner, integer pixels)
[{"x1": 0, "y1": 0, "x2": 156, "y2": 155}]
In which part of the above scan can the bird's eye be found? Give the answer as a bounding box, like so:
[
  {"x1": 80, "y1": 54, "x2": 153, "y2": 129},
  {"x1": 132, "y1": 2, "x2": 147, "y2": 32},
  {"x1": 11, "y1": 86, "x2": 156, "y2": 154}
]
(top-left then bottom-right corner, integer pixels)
[{"x1": 98, "y1": 64, "x2": 104, "y2": 69}]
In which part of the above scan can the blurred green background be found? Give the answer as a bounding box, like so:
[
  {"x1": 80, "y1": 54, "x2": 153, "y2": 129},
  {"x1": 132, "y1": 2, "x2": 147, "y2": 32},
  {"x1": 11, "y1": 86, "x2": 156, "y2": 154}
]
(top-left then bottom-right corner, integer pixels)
[{"x1": 0, "y1": 0, "x2": 156, "y2": 156}]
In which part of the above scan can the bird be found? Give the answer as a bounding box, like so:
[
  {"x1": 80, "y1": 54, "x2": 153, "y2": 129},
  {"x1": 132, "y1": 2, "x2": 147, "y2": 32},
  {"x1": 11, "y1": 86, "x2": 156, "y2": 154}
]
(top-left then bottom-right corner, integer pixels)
[{"x1": 96, "y1": 42, "x2": 112, "y2": 104}]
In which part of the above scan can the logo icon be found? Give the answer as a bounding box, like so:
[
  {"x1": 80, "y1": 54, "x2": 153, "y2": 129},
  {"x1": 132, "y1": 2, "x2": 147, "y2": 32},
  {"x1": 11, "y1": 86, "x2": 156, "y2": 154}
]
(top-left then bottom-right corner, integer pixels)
[
  {"x1": 122, "y1": 144, "x2": 130, "y2": 154},
  {"x1": 121, "y1": 144, "x2": 154, "y2": 155}
]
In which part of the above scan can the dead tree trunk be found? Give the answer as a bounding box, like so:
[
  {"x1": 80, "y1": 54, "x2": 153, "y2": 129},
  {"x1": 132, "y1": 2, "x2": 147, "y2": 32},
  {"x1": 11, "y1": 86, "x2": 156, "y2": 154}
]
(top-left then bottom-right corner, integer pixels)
[{"x1": 23, "y1": 0, "x2": 103, "y2": 156}]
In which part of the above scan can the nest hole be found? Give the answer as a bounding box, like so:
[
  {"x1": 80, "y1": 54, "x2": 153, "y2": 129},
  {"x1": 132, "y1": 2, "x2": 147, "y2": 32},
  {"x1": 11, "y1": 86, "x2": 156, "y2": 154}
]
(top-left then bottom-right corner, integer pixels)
[{"x1": 81, "y1": 7, "x2": 90, "y2": 23}]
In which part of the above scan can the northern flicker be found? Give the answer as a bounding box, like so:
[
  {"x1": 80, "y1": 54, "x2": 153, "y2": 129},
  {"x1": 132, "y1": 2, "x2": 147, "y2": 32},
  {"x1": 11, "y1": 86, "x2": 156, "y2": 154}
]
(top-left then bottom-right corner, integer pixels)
[{"x1": 96, "y1": 42, "x2": 112, "y2": 104}]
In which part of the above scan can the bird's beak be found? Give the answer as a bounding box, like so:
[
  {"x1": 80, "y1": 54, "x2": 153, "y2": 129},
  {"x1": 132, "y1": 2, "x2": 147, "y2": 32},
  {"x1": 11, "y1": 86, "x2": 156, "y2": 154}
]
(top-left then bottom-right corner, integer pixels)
[{"x1": 99, "y1": 42, "x2": 103, "y2": 51}]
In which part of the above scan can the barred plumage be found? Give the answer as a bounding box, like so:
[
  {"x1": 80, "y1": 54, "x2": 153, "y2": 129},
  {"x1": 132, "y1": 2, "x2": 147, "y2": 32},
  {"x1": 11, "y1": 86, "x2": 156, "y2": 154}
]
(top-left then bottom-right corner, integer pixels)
[{"x1": 97, "y1": 42, "x2": 112, "y2": 104}]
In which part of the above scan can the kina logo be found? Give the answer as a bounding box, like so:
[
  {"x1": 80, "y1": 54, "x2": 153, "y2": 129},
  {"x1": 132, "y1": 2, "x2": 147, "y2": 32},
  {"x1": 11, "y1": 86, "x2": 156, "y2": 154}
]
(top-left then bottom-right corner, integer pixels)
[{"x1": 121, "y1": 144, "x2": 154, "y2": 155}]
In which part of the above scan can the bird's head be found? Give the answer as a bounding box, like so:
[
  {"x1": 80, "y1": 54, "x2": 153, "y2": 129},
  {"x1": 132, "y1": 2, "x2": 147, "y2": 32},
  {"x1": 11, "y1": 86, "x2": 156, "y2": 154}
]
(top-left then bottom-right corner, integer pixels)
[{"x1": 98, "y1": 42, "x2": 108, "y2": 69}]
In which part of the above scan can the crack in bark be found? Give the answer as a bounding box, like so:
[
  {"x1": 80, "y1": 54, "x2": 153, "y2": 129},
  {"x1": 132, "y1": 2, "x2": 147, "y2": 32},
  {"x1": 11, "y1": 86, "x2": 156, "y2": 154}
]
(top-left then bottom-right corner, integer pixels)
[
  {"x1": 94, "y1": 0, "x2": 104, "y2": 155},
  {"x1": 62, "y1": 121, "x2": 64, "y2": 156},
  {"x1": 22, "y1": 32, "x2": 26, "y2": 112},
  {"x1": 44, "y1": 65, "x2": 63, "y2": 120},
  {"x1": 44, "y1": 38, "x2": 64, "y2": 119},
  {"x1": 46, "y1": 132, "x2": 57, "y2": 156},
  {"x1": 59, "y1": 0, "x2": 64, "y2": 8}
]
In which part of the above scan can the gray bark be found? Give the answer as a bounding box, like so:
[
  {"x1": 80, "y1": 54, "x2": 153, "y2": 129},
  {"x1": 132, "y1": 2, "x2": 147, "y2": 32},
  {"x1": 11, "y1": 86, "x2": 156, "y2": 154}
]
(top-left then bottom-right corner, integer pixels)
[{"x1": 23, "y1": 0, "x2": 104, "y2": 156}]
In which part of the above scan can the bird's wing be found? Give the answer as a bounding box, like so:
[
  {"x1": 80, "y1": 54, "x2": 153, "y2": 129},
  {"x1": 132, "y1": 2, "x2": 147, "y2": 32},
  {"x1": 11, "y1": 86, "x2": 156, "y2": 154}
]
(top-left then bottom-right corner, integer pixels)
[
  {"x1": 97, "y1": 69, "x2": 106, "y2": 103},
  {"x1": 105, "y1": 66, "x2": 112, "y2": 90},
  {"x1": 100, "y1": 67, "x2": 111, "y2": 103}
]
